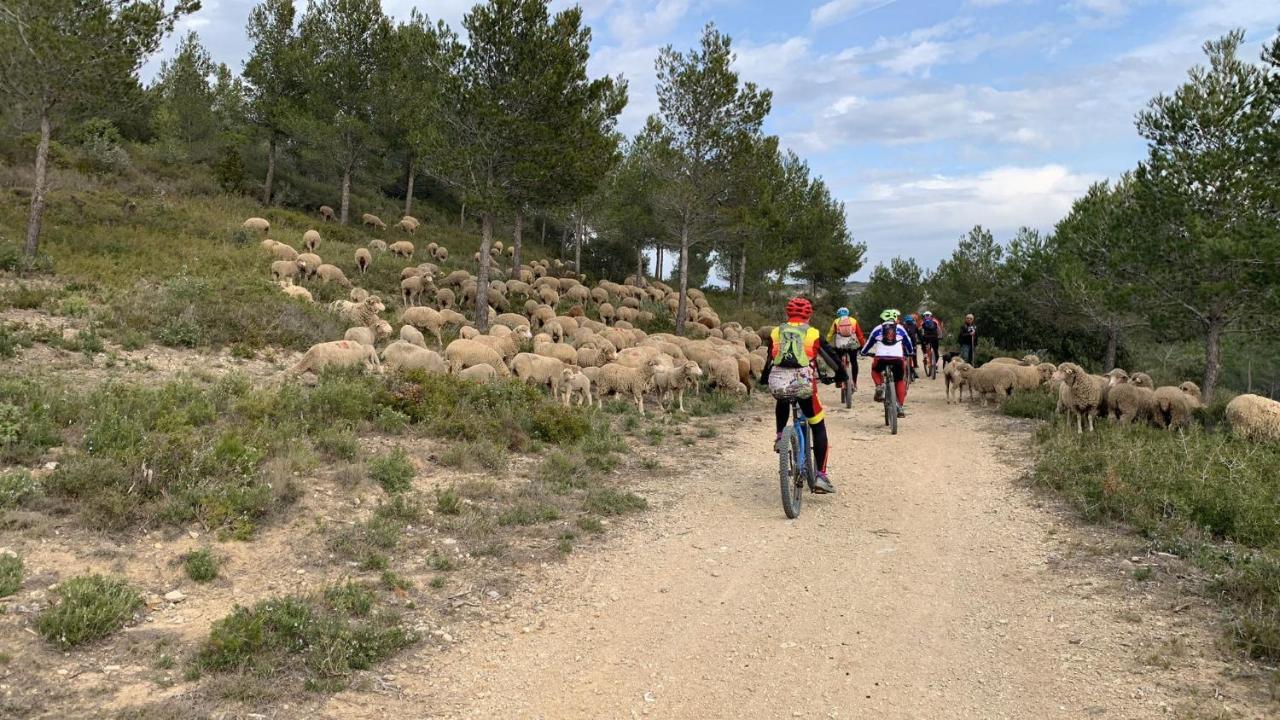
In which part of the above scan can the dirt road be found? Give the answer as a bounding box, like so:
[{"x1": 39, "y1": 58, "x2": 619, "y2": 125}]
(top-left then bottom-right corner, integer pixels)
[{"x1": 321, "y1": 378, "x2": 1250, "y2": 719}]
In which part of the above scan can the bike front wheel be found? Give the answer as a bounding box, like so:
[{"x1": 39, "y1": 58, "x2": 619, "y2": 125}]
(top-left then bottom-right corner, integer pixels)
[
  {"x1": 779, "y1": 429, "x2": 803, "y2": 519},
  {"x1": 842, "y1": 361, "x2": 853, "y2": 408},
  {"x1": 884, "y1": 369, "x2": 899, "y2": 435}
]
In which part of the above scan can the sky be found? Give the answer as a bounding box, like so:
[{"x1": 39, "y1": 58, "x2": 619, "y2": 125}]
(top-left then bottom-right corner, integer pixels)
[{"x1": 143, "y1": 0, "x2": 1279, "y2": 278}]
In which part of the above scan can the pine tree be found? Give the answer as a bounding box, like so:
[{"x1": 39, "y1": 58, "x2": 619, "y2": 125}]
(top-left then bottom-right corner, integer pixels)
[{"x1": 243, "y1": 0, "x2": 302, "y2": 205}]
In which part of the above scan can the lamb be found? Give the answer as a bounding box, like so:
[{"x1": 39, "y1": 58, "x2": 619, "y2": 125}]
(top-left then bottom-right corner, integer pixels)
[
  {"x1": 401, "y1": 275, "x2": 431, "y2": 307},
  {"x1": 1105, "y1": 369, "x2": 1155, "y2": 424},
  {"x1": 1053, "y1": 362, "x2": 1101, "y2": 433},
  {"x1": 303, "y1": 229, "x2": 321, "y2": 252},
  {"x1": 399, "y1": 324, "x2": 427, "y2": 347},
  {"x1": 1225, "y1": 394, "x2": 1280, "y2": 442},
  {"x1": 434, "y1": 287, "x2": 455, "y2": 309},
  {"x1": 315, "y1": 264, "x2": 352, "y2": 288},
  {"x1": 559, "y1": 368, "x2": 593, "y2": 407},
  {"x1": 960, "y1": 364, "x2": 1016, "y2": 406},
  {"x1": 401, "y1": 306, "x2": 449, "y2": 347},
  {"x1": 243, "y1": 217, "x2": 270, "y2": 233},
  {"x1": 319, "y1": 205, "x2": 337, "y2": 222},
  {"x1": 512, "y1": 352, "x2": 568, "y2": 396},
  {"x1": 706, "y1": 355, "x2": 747, "y2": 395},
  {"x1": 277, "y1": 279, "x2": 313, "y2": 303},
  {"x1": 362, "y1": 213, "x2": 387, "y2": 230},
  {"x1": 355, "y1": 248, "x2": 372, "y2": 274},
  {"x1": 444, "y1": 339, "x2": 511, "y2": 376},
  {"x1": 1152, "y1": 381, "x2": 1203, "y2": 430},
  {"x1": 595, "y1": 359, "x2": 662, "y2": 415},
  {"x1": 296, "y1": 252, "x2": 322, "y2": 278},
  {"x1": 653, "y1": 360, "x2": 703, "y2": 412},
  {"x1": 433, "y1": 246, "x2": 448, "y2": 262},
  {"x1": 290, "y1": 340, "x2": 380, "y2": 375},
  {"x1": 458, "y1": 363, "x2": 497, "y2": 382},
  {"x1": 271, "y1": 259, "x2": 301, "y2": 282},
  {"x1": 381, "y1": 340, "x2": 447, "y2": 375},
  {"x1": 389, "y1": 240, "x2": 415, "y2": 258},
  {"x1": 269, "y1": 242, "x2": 299, "y2": 261}
]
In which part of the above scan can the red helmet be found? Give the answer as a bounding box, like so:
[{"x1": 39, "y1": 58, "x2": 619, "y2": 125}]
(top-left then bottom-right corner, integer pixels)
[{"x1": 785, "y1": 296, "x2": 813, "y2": 321}]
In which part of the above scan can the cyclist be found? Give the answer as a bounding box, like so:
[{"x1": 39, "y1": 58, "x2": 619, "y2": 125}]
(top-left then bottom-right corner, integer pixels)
[
  {"x1": 920, "y1": 311, "x2": 944, "y2": 375},
  {"x1": 759, "y1": 297, "x2": 848, "y2": 494},
  {"x1": 902, "y1": 313, "x2": 921, "y2": 380},
  {"x1": 958, "y1": 313, "x2": 977, "y2": 364},
  {"x1": 825, "y1": 307, "x2": 865, "y2": 392},
  {"x1": 860, "y1": 309, "x2": 912, "y2": 418}
]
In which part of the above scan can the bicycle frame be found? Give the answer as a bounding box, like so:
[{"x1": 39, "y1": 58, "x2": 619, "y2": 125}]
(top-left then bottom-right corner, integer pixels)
[{"x1": 791, "y1": 400, "x2": 810, "y2": 472}]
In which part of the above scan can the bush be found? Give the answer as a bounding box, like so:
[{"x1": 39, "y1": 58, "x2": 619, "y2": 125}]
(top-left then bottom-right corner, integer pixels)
[
  {"x1": 0, "y1": 554, "x2": 21, "y2": 597},
  {"x1": 368, "y1": 448, "x2": 415, "y2": 493},
  {"x1": 0, "y1": 469, "x2": 39, "y2": 509},
  {"x1": 37, "y1": 574, "x2": 141, "y2": 649},
  {"x1": 583, "y1": 487, "x2": 648, "y2": 516},
  {"x1": 438, "y1": 440, "x2": 507, "y2": 472},
  {"x1": 183, "y1": 549, "x2": 220, "y2": 583}
]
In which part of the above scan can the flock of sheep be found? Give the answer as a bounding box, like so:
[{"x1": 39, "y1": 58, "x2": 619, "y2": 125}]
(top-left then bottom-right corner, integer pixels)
[
  {"x1": 942, "y1": 354, "x2": 1280, "y2": 441},
  {"x1": 242, "y1": 214, "x2": 765, "y2": 416}
]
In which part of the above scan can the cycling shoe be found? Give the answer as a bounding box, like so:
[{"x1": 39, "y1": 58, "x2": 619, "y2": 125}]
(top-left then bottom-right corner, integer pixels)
[{"x1": 812, "y1": 473, "x2": 836, "y2": 494}]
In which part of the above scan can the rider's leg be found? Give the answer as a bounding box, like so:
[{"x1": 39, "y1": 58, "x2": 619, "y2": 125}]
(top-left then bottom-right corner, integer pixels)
[
  {"x1": 799, "y1": 395, "x2": 833, "y2": 491},
  {"x1": 893, "y1": 360, "x2": 908, "y2": 405},
  {"x1": 870, "y1": 358, "x2": 885, "y2": 400},
  {"x1": 849, "y1": 352, "x2": 859, "y2": 388},
  {"x1": 774, "y1": 398, "x2": 789, "y2": 434}
]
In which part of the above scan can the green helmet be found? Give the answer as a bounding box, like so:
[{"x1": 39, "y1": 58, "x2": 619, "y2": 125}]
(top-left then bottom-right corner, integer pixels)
[{"x1": 879, "y1": 308, "x2": 899, "y2": 322}]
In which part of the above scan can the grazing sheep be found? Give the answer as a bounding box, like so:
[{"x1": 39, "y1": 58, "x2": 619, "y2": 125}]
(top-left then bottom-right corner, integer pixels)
[
  {"x1": 598, "y1": 302, "x2": 615, "y2": 325},
  {"x1": 291, "y1": 340, "x2": 380, "y2": 375},
  {"x1": 513, "y1": 352, "x2": 568, "y2": 396},
  {"x1": 999, "y1": 362, "x2": 1054, "y2": 391},
  {"x1": 331, "y1": 296, "x2": 384, "y2": 326},
  {"x1": 1105, "y1": 369, "x2": 1155, "y2": 424},
  {"x1": 1053, "y1": 362, "x2": 1101, "y2": 433},
  {"x1": 534, "y1": 340, "x2": 578, "y2": 365},
  {"x1": 319, "y1": 205, "x2": 337, "y2": 222},
  {"x1": 707, "y1": 356, "x2": 747, "y2": 395},
  {"x1": 316, "y1": 264, "x2": 352, "y2": 288},
  {"x1": 389, "y1": 240, "x2": 415, "y2": 258},
  {"x1": 355, "y1": 248, "x2": 372, "y2": 274},
  {"x1": 653, "y1": 361, "x2": 703, "y2": 412},
  {"x1": 595, "y1": 359, "x2": 662, "y2": 415},
  {"x1": 381, "y1": 340, "x2": 447, "y2": 375},
  {"x1": 362, "y1": 213, "x2": 387, "y2": 230},
  {"x1": 472, "y1": 327, "x2": 528, "y2": 363},
  {"x1": 575, "y1": 341, "x2": 616, "y2": 368},
  {"x1": 434, "y1": 287, "x2": 455, "y2": 309},
  {"x1": 368, "y1": 239, "x2": 388, "y2": 253},
  {"x1": 271, "y1": 259, "x2": 301, "y2": 282},
  {"x1": 303, "y1": 229, "x2": 321, "y2": 251},
  {"x1": 560, "y1": 368, "x2": 593, "y2": 407},
  {"x1": 243, "y1": 217, "x2": 270, "y2": 233},
  {"x1": 1152, "y1": 382, "x2": 1203, "y2": 430},
  {"x1": 344, "y1": 326, "x2": 378, "y2": 347},
  {"x1": 459, "y1": 363, "x2": 497, "y2": 382},
  {"x1": 1225, "y1": 394, "x2": 1280, "y2": 442},
  {"x1": 296, "y1": 252, "x2": 322, "y2": 278},
  {"x1": 350, "y1": 287, "x2": 370, "y2": 302},
  {"x1": 401, "y1": 275, "x2": 432, "y2": 307},
  {"x1": 399, "y1": 324, "x2": 427, "y2": 348},
  {"x1": 960, "y1": 364, "x2": 1017, "y2": 406},
  {"x1": 395, "y1": 218, "x2": 417, "y2": 233},
  {"x1": 401, "y1": 215, "x2": 420, "y2": 229},
  {"x1": 433, "y1": 246, "x2": 449, "y2": 262},
  {"x1": 269, "y1": 242, "x2": 299, "y2": 261},
  {"x1": 445, "y1": 339, "x2": 510, "y2": 376},
  {"x1": 277, "y1": 279, "x2": 313, "y2": 303},
  {"x1": 401, "y1": 306, "x2": 448, "y2": 347}
]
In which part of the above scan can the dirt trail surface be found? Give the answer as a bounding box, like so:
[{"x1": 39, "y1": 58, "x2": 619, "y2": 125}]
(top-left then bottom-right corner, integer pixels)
[{"x1": 321, "y1": 378, "x2": 1261, "y2": 720}]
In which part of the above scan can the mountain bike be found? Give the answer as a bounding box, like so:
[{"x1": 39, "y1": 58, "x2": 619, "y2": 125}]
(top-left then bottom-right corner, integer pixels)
[
  {"x1": 776, "y1": 375, "x2": 833, "y2": 519},
  {"x1": 840, "y1": 353, "x2": 854, "y2": 408},
  {"x1": 924, "y1": 343, "x2": 938, "y2": 380},
  {"x1": 883, "y1": 363, "x2": 899, "y2": 435}
]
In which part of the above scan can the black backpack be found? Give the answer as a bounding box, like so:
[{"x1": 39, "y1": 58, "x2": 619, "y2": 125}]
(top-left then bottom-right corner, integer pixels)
[{"x1": 881, "y1": 322, "x2": 898, "y2": 345}]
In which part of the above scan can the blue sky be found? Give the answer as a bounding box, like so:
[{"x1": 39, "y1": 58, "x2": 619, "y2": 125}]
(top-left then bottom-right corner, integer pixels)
[{"x1": 145, "y1": 1, "x2": 1279, "y2": 278}]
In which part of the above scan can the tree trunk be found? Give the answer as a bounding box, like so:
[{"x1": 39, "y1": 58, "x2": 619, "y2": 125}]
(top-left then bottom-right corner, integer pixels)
[
  {"x1": 339, "y1": 168, "x2": 351, "y2": 225},
  {"x1": 512, "y1": 208, "x2": 523, "y2": 272},
  {"x1": 1202, "y1": 317, "x2": 1223, "y2": 402},
  {"x1": 460, "y1": 202, "x2": 466, "y2": 228},
  {"x1": 540, "y1": 217, "x2": 546, "y2": 245},
  {"x1": 675, "y1": 218, "x2": 691, "y2": 336},
  {"x1": 1103, "y1": 324, "x2": 1118, "y2": 371},
  {"x1": 636, "y1": 244, "x2": 645, "y2": 286},
  {"x1": 737, "y1": 251, "x2": 747, "y2": 308},
  {"x1": 262, "y1": 135, "x2": 276, "y2": 206},
  {"x1": 403, "y1": 158, "x2": 415, "y2": 217},
  {"x1": 560, "y1": 224, "x2": 569, "y2": 256},
  {"x1": 574, "y1": 212, "x2": 582, "y2": 271},
  {"x1": 476, "y1": 212, "x2": 494, "y2": 332},
  {"x1": 23, "y1": 109, "x2": 51, "y2": 262},
  {"x1": 656, "y1": 244, "x2": 663, "y2": 281}
]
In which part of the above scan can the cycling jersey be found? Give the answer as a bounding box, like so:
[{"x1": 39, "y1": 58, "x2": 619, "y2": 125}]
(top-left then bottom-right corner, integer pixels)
[
  {"x1": 860, "y1": 322, "x2": 914, "y2": 359},
  {"x1": 826, "y1": 317, "x2": 866, "y2": 347}
]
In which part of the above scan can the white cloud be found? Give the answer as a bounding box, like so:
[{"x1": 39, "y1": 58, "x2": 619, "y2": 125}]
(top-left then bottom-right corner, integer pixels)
[{"x1": 811, "y1": 0, "x2": 903, "y2": 29}]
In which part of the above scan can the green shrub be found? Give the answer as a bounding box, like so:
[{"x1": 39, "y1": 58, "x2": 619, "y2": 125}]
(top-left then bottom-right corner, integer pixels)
[
  {"x1": 368, "y1": 448, "x2": 415, "y2": 493},
  {"x1": 0, "y1": 469, "x2": 39, "y2": 509},
  {"x1": 583, "y1": 487, "x2": 647, "y2": 516},
  {"x1": 37, "y1": 574, "x2": 142, "y2": 649},
  {"x1": 438, "y1": 440, "x2": 507, "y2": 472},
  {"x1": 0, "y1": 554, "x2": 21, "y2": 597},
  {"x1": 435, "y1": 487, "x2": 463, "y2": 516},
  {"x1": 183, "y1": 549, "x2": 220, "y2": 583},
  {"x1": 314, "y1": 427, "x2": 360, "y2": 461},
  {"x1": 498, "y1": 502, "x2": 560, "y2": 526}
]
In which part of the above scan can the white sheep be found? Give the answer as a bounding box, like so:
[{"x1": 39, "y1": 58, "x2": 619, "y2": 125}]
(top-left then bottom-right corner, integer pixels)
[
  {"x1": 595, "y1": 359, "x2": 662, "y2": 416},
  {"x1": 458, "y1": 363, "x2": 497, "y2": 382},
  {"x1": 389, "y1": 240, "x2": 415, "y2": 259},
  {"x1": 243, "y1": 217, "x2": 270, "y2": 233},
  {"x1": 1106, "y1": 370, "x2": 1155, "y2": 424},
  {"x1": 355, "y1": 248, "x2": 372, "y2": 274},
  {"x1": 401, "y1": 306, "x2": 448, "y2": 347},
  {"x1": 433, "y1": 246, "x2": 449, "y2": 262},
  {"x1": 706, "y1": 355, "x2": 747, "y2": 395},
  {"x1": 319, "y1": 205, "x2": 337, "y2": 222},
  {"x1": 534, "y1": 340, "x2": 577, "y2": 365},
  {"x1": 399, "y1": 324, "x2": 427, "y2": 348},
  {"x1": 444, "y1": 339, "x2": 510, "y2": 376},
  {"x1": 1152, "y1": 382, "x2": 1202, "y2": 430},
  {"x1": 560, "y1": 367, "x2": 593, "y2": 406},
  {"x1": 303, "y1": 229, "x2": 321, "y2": 252},
  {"x1": 1053, "y1": 362, "x2": 1102, "y2": 433},
  {"x1": 653, "y1": 360, "x2": 703, "y2": 412},
  {"x1": 271, "y1": 259, "x2": 301, "y2": 282},
  {"x1": 296, "y1": 252, "x2": 322, "y2": 279},
  {"x1": 395, "y1": 218, "x2": 417, "y2": 233},
  {"x1": 362, "y1": 213, "x2": 387, "y2": 230},
  {"x1": 1225, "y1": 394, "x2": 1280, "y2": 442},
  {"x1": 277, "y1": 279, "x2": 313, "y2": 303},
  {"x1": 401, "y1": 275, "x2": 432, "y2": 307},
  {"x1": 290, "y1": 340, "x2": 381, "y2": 375},
  {"x1": 381, "y1": 340, "x2": 448, "y2": 375},
  {"x1": 269, "y1": 242, "x2": 299, "y2": 261},
  {"x1": 368, "y1": 239, "x2": 388, "y2": 253},
  {"x1": 315, "y1": 264, "x2": 352, "y2": 288},
  {"x1": 944, "y1": 359, "x2": 971, "y2": 403},
  {"x1": 960, "y1": 364, "x2": 1017, "y2": 405},
  {"x1": 512, "y1": 352, "x2": 567, "y2": 396}
]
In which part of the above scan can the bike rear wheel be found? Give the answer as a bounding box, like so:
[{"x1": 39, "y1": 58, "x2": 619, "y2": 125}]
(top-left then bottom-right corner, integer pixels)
[
  {"x1": 884, "y1": 367, "x2": 899, "y2": 435},
  {"x1": 842, "y1": 357, "x2": 853, "y2": 408},
  {"x1": 779, "y1": 428, "x2": 803, "y2": 519}
]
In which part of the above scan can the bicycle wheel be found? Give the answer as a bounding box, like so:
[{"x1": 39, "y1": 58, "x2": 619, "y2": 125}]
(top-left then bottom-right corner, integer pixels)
[
  {"x1": 885, "y1": 367, "x2": 898, "y2": 435},
  {"x1": 842, "y1": 358, "x2": 853, "y2": 408},
  {"x1": 779, "y1": 427, "x2": 803, "y2": 519}
]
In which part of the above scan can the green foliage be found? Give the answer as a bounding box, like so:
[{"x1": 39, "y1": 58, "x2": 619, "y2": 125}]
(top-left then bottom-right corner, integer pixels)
[
  {"x1": 438, "y1": 440, "x2": 508, "y2": 473},
  {"x1": 1000, "y1": 389, "x2": 1057, "y2": 420},
  {"x1": 0, "y1": 554, "x2": 21, "y2": 598},
  {"x1": 498, "y1": 502, "x2": 560, "y2": 526},
  {"x1": 37, "y1": 574, "x2": 142, "y2": 649},
  {"x1": 183, "y1": 549, "x2": 220, "y2": 583},
  {"x1": 0, "y1": 470, "x2": 39, "y2": 509},
  {"x1": 582, "y1": 487, "x2": 647, "y2": 516},
  {"x1": 195, "y1": 587, "x2": 414, "y2": 687},
  {"x1": 368, "y1": 448, "x2": 414, "y2": 493},
  {"x1": 857, "y1": 257, "x2": 925, "y2": 327}
]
